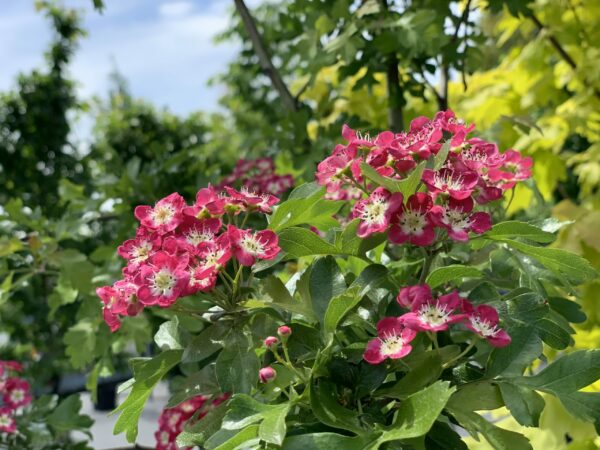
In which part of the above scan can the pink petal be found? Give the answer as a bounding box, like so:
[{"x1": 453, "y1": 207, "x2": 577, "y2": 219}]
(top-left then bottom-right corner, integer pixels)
[
  {"x1": 470, "y1": 212, "x2": 492, "y2": 234},
  {"x1": 363, "y1": 339, "x2": 385, "y2": 364},
  {"x1": 489, "y1": 329, "x2": 511, "y2": 348}
]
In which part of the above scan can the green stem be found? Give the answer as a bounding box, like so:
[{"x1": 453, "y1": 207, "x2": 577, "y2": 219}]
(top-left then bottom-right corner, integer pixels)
[
  {"x1": 240, "y1": 212, "x2": 250, "y2": 228},
  {"x1": 442, "y1": 337, "x2": 479, "y2": 369},
  {"x1": 347, "y1": 173, "x2": 369, "y2": 195},
  {"x1": 419, "y1": 250, "x2": 434, "y2": 284}
]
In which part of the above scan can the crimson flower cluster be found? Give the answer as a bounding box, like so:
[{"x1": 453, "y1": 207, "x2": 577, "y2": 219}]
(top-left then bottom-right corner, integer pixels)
[
  {"x1": 155, "y1": 394, "x2": 230, "y2": 450},
  {"x1": 0, "y1": 361, "x2": 32, "y2": 434},
  {"x1": 317, "y1": 110, "x2": 532, "y2": 244},
  {"x1": 364, "y1": 284, "x2": 510, "y2": 364},
  {"x1": 97, "y1": 186, "x2": 281, "y2": 332},
  {"x1": 218, "y1": 157, "x2": 294, "y2": 197}
]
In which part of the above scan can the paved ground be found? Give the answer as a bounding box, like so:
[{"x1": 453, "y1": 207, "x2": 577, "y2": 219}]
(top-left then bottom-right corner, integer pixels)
[{"x1": 72, "y1": 382, "x2": 170, "y2": 449}]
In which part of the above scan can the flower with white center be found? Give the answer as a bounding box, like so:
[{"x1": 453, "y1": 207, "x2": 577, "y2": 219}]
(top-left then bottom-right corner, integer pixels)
[
  {"x1": 352, "y1": 187, "x2": 403, "y2": 238},
  {"x1": 422, "y1": 167, "x2": 478, "y2": 200},
  {"x1": 401, "y1": 291, "x2": 465, "y2": 332},
  {"x1": 118, "y1": 230, "x2": 161, "y2": 267},
  {"x1": 229, "y1": 226, "x2": 280, "y2": 266},
  {"x1": 463, "y1": 303, "x2": 511, "y2": 348},
  {"x1": 389, "y1": 193, "x2": 436, "y2": 246},
  {"x1": 430, "y1": 197, "x2": 491, "y2": 242},
  {"x1": 363, "y1": 317, "x2": 417, "y2": 364},
  {"x1": 0, "y1": 407, "x2": 15, "y2": 434},
  {"x1": 134, "y1": 192, "x2": 185, "y2": 234},
  {"x1": 135, "y1": 252, "x2": 190, "y2": 307},
  {"x1": 3, "y1": 378, "x2": 31, "y2": 409}
]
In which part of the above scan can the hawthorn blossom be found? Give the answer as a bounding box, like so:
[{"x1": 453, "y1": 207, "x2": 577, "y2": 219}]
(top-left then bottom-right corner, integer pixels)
[
  {"x1": 224, "y1": 186, "x2": 279, "y2": 214},
  {"x1": 136, "y1": 252, "x2": 190, "y2": 307},
  {"x1": 118, "y1": 228, "x2": 161, "y2": 268},
  {"x1": 259, "y1": 366, "x2": 277, "y2": 383},
  {"x1": 363, "y1": 317, "x2": 417, "y2": 364},
  {"x1": 430, "y1": 197, "x2": 492, "y2": 242},
  {"x1": 433, "y1": 110, "x2": 474, "y2": 146},
  {"x1": 397, "y1": 284, "x2": 433, "y2": 309},
  {"x1": 3, "y1": 378, "x2": 31, "y2": 409},
  {"x1": 155, "y1": 395, "x2": 210, "y2": 450},
  {"x1": 183, "y1": 186, "x2": 225, "y2": 219},
  {"x1": 463, "y1": 303, "x2": 511, "y2": 347},
  {"x1": 488, "y1": 149, "x2": 533, "y2": 190},
  {"x1": 228, "y1": 226, "x2": 280, "y2": 266},
  {"x1": 389, "y1": 193, "x2": 436, "y2": 246},
  {"x1": 134, "y1": 193, "x2": 186, "y2": 234},
  {"x1": 351, "y1": 187, "x2": 403, "y2": 237},
  {"x1": 277, "y1": 325, "x2": 292, "y2": 337},
  {"x1": 171, "y1": 217, "x2": 221, "y2": 255},
  {"x1": 315, "y1": 144, "x2": 359, "y2": 187},
  {"x1": 456, "y1": 138, "x2": 504, "y2": 173},
  {"x1": 0, "y1": 407, "x2": 16, "y2": 434},
  {"x1": 402, "y1": 291, "x2": 465, "y2": 332},
  {"x1": 422, "y1": 168, "x2": 479, "y2": 200}
]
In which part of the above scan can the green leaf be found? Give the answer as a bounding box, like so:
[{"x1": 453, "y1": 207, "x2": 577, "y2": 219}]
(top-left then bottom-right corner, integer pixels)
[
  {"x1": 425, "y1": 421, "x2": 468, "y2": 450},
  {"x1": 426, "y1": 265, "x2": 483, "y2": 289},
  {"x1": 113, "y1": 349, "x2": 183, "y2": 442},
  {"x1": 487, "y1": 326, "x2": 543, "y2": 378},
  {"x1": 500, "y1": 239, "x2": 598, "y2": 284},
  {"x1": 447, "y1": 382, "x2": 503, "y2": 412},
  {"x1": 154, "y1": 316, "x2": 185, "y2": 350},
  {"x1": 282, "y1": 433, "x2": 375, "y2": 450},
  {"x1": 215, "y1": 331, "x2": 259, "y2": 394},
  {"x1": 397, "y1": 161, "x2": 427, "y2": 198},
  {"x1": 167, "y1": 365, "x2": 220, "y2": 407},
  {"x1": 499, "y1": 382, "x2": 545, "y2": 427},
  {"x1": 310, "y1": 380, "x2": 364, "y2": 433},
  {"x1": 376, "y1": 352, "x2": 442, "y2": 399},
  {"x1": 448, "y1": 407, "x2": 532, "y2": 450},
  {"x1": 46, "y1": 395, "x2": 93, "y2": 435},
  {"x1": 433, "y1": 141, "x2": 450, "y2": 170},
  {"x1": 349, "y1": 264, "x2": 388, "y2": 297},
  {"x1": 517, "y1": 350, "x2": 600, "y2": 394},
  {"x1": 547, "y1": 296, "x2": 586, "y2": 323},
  {"x1": 553, "y1": 391, "x2": 600, "y2": 433},
  {"x1": 182, "y1": 323, "x2": 227, "y2": 363},
  {"x1": 484, "y1": 221, "x2": 556, "y2": 243},
  {"x1": 258, "y1": 403, "x2": 290, "y2": 446},
  {"x1": 64, "y1": 320, "x2": 97, "y2": 369},
  {"x1": 360, "y1": 162, "x2": 403, "y2": 192},
  {"x1": 269, "y1": 184, "x2": 343, "y2": 231},
  {"x1": 176, "y1": 402, "x2": 229, "y2": 447},
  {"x1": 259, "y1": 275, "x2": 315, "y2": 320},
  {"x1": 323, "y1": 287, "x2": 361, "y2": 334},
  {"x1": 278, "y1": 227, "x2": 341, "y2": 257},
  {"x1": 377, "y1": 381, "x2": 454, "y2": 443},
  {"x1": 339, "y1": 219, "x2": 387, "y2": 257},
  {"x1": 309, "y1": 256, "x2": 346, "y2": 325},
  {"x1": 213, "y1": 425, "x2": 260, "y2": 450}
]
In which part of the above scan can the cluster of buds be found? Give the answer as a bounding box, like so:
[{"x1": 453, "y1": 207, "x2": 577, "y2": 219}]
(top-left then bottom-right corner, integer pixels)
[
  {"x1": 317, "y1": 110, "x2": 532, "y2": 244},
  {"x1": 259, "y1": 325, "x2": 293, "y2": 384},
  {"x1": 219, "y1": 157, "x2": 294, "y2": 197},
  {"x1": 0, "y1": 361, "x2": 32, "y2": 434},
  {"x1": 364, "y1": 284, "x2": 510, "y2": 364},
  {"x1": 97, "y1": 186, "x2": 281, "y2": 332},
  {"x1": 155, "y1": 394, "x2": 229, "y2": 450}
]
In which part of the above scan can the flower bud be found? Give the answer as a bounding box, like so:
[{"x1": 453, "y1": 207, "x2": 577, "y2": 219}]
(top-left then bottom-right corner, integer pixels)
[
  {"x1": 277, "y1": 325, "x2": 292, "y2": 337},
  {"x1": 397, "y1": 284, "x2": 432, "y2": 308},
  {"x1": 263, "y1": 336, "x2": 279, "y2": 348},
  {"x1": 259, "y1": 366, "x2": 276, "y2": 383}
]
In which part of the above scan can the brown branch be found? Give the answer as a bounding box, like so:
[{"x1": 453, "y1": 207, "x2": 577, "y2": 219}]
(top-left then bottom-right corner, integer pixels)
[
  {"x1": 233, "y1": 0, "x2": 299, "y2": 112},
  {"x1": 529, "y1": 12, "x2": 600, "y2": 100}
]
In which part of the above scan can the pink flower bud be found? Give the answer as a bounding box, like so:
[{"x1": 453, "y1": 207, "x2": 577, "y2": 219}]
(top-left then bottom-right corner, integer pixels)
[
  {"x1": 263, "y1": 336, "x2": 279, "y2": 348},
  {"x1": 277, "y1": 326, "x2": 292, "y2": 337},
  {"x1": 259, "y1": 366, "x2": 276, "y2": 383}
]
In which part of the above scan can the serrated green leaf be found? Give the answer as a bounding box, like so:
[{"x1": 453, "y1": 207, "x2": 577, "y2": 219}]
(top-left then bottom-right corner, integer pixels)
[
  {"x1": 258, "y1": 403, "x2": 290, "y2": 446},
  {"x1": 360, "y1": 162, "x2": 403, "y2": 192},
  {"x1": 499, "y1": 382, "x2": 545, "y2": 427},
  {"x1": 310, "y1": 256, "x2": 346, "y2": 325},
  {"x1": 310, "y1": 379, "x2": 364, "y2": 433},
  {"x1": 484, "y1": 221, "x2": 556, "y2": 243},
  {"x1": 278, "y1": 227, "x2": 341, "y2": 257},
  {"x1": 426, "y1": 265, "x2": 483, "y2": 289},
  {"x1": 215, "y1": 331, "x2": 259, "y2": 394},
  {"x1": 154, "y1": 316, "x2": 184, "y2": 350},
  {"x1": 323, "y1": 287, "x2": 361, "y2": 334},
  {"x1": 282, "y1": 432, "x2": 375, "y2": 450}
]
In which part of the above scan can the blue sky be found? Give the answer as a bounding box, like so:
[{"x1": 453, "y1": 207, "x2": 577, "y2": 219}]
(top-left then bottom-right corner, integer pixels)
[{"x1": 0, "y1": 0, "x2": 256, "y2": 115}]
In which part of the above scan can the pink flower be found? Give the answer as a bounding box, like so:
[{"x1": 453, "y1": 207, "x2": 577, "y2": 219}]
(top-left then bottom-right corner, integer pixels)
[
  {"x1": 487, "y1": 149, "x2": 533, "y2": 190},
  {"x1": 277, "y1": 325, "x2": 292, "y2": 337},
  {"x1": 184, "y1": 266, "x2": 217, "y2": 296},
  {"x1": 0, "y1": 407, "x2": 16, "y2": 434},
  {"x1": 430, "y1": 197, "x2": 492, "y2": 242},
  {"x1": 195, "y1": 234, "x2": 232, "y2": 276},
  {"x1": 3, "y1": 378, "x2": 31, "y2": 409},
  {"x1": 363, "y1": 317, "x2": 417, "y2": 364},
  {"x1": 396, "y1": 284, "x2": 433, "y2": 308},
  {"x1": 135, "y1": 252, "x2": 190, "y2": 307},
  {"x1": 103, "y1": 308, "x2": 122, "y2": 332},
  {"x1": 264, "y1": 336, "x2": 279, "y2": 348},
  {"x1": 315, "y1": 144, "x2": 358, "y2": 187},
  {"x1": 118, "y1": 229, "x2": 162, "y2": 268},
  {"x1": 0, "y1": 361, "x2": 23, "y2": 373},
  {"x1": 351, "y1": 187, "x2": 403, "y2": 237},
  {"x1": 259, "y1": 366, "x2": 277, "y2": 383},
  {"x1": 463, "y1": 303, "x2": 511, "y2": 347},
  {"x1": 402, "y1": 291, "x2": 465, "y2": 332},
  {"x1": 422, "y1": 168, "x2": 479, "y2": 200},
  {"x1": 171, "y1": 217, "x2": 221, "y2": 255},
  {"x1": 388, "y1": 193, "x2": 436, "y2": 246},
  {"x1": 433, "y1": 110, "x2": 474, "y2": 146},
  {"x1": 342, "y1": 124, "x2": 375, "y2": 149},
  {"x1": 134, "y1": 193, "x2": 186, "y2": 234},
  {"x1": 224, "y1": 187, "x2": 279, "y2": 214},
  {"x1": 472, "y1": 178, "x2": 503, "y2": 204},
  {"x1": 228, "y1": 226, "x2": 280, "y2": 266},
  {"x1": 456, "y1": 138, "x2": 504, "y2": 173},
  {"x1": 183, "y1": 186, "x2": 225, "y2": 219}
]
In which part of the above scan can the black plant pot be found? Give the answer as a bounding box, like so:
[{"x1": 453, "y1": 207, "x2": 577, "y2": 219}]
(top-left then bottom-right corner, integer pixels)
[{"x1": 95, "y1": 380, "x2": 118, "y2": 411}]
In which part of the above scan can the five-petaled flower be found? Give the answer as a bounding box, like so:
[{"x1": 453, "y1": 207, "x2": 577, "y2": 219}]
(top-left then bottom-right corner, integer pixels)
[
  {"x1": 389, "y1": 193, "x2": 436, "y2": 246},
  {"x1": 463, "y1": 303, "x2": 511, "y2": 347},
  {"x1": 351, "y1": 187, "x2": 403, "y2": 237},
  {"x1": 228, "y1": 226, "x2": 280, "y2": 266},
  {"x1": 402, "y1": 291, "x2": 465, "y2": 332},
  {"x1": 430, "y1": 197, "x2": 492, "y2": 242},
  {"x1": 363, "y1": 317, "x2": 417, "y2": 364},
  {"x1": 135, "y1": 192, "x2": 186, "y2": 234}
]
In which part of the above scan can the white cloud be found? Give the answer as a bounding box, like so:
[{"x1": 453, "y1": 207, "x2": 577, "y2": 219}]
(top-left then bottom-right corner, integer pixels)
[{"x1": 158, "y1": 1, "x2": 194, "y2": 18}]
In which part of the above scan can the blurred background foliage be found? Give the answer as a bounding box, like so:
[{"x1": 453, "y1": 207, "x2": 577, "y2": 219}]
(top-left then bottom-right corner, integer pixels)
[{"x1": 0, "y1": 0, "x2": 598, "y2": 446}]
